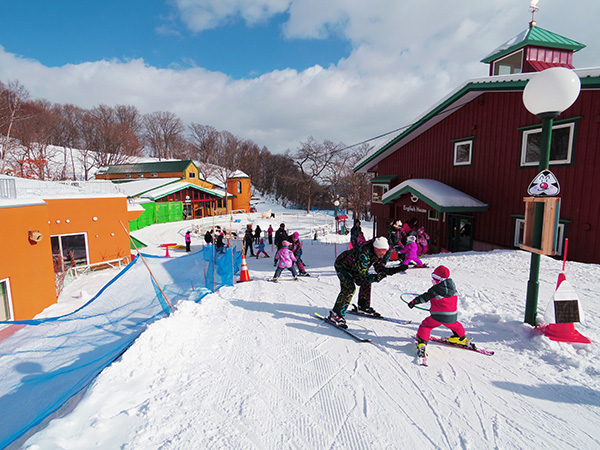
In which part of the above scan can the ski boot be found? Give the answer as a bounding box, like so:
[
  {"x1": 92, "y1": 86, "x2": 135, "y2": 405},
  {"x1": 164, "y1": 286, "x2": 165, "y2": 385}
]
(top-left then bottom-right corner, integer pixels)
[
  {"x1": 328, "y1": 311, "x2": 348, "y2": 329},
  {"x1": 448, "y1": 332, "x2": 469, "y2": 346},
  {"x1": 358, "y1": 306, "x2": 381, "y2": 318},
  {"x1": 416, "y1": 337, "x2": 428, "y2": 358}
]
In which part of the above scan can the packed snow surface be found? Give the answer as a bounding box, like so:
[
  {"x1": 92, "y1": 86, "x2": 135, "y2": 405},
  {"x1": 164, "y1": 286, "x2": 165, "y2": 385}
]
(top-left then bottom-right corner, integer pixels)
[{"x1": 18, "y1": 202, "x2": 600, "y2": 450}]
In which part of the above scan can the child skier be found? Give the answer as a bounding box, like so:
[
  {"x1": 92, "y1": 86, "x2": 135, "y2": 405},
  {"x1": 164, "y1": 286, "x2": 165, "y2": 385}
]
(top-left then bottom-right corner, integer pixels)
[
  {"x1": 272, "y1": 240, "x2": 298, "y2": 282},
  {"x1": 399, "y1": 235, "x2": 425, "y2": 267},
  {"x1": 407, "y1": 265, "x2": 468, "y2": 358},
  {"x1": 256, "y1": 238, "x2": 270, "y2": 258},
  {"x1": 416, "y1": 227, "x2": 430, "y2": 256},
  {"x1": 290, "y1": 232, "x2": 310, "y2": 276}
]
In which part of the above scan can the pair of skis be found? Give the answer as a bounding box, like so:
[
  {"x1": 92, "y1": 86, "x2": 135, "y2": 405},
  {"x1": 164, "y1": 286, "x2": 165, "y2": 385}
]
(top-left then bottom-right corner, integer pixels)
[
  {"x1": 314, "y1": 305, "x2": 411, "y2": 343},
  {"x1": 314, "y1": 308, "x2": 495, "y2": 362}
]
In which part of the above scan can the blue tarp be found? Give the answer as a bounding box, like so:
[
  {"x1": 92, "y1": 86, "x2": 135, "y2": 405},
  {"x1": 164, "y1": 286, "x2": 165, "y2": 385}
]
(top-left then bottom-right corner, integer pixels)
[{"x1": 0, "y1": 246, "x2": 242, "y2": 449}]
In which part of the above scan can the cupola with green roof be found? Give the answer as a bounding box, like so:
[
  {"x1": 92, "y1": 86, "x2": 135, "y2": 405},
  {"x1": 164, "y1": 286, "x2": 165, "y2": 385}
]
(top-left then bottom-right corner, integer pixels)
[{"x1": 481, "y1": 18, "x2": 585, "y2": 77}]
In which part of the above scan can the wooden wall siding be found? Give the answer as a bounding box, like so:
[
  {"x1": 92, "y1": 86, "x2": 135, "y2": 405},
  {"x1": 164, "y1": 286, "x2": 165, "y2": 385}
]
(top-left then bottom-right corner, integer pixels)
[{"x1": 373, "y1": 89, "x2": 600, "y2": 263}]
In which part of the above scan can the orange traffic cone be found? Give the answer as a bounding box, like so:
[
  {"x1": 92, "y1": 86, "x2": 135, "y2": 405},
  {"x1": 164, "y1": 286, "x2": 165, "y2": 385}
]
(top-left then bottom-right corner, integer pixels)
[{"x1": 239, "y1": 253, "x2": 251, "y2": 282}]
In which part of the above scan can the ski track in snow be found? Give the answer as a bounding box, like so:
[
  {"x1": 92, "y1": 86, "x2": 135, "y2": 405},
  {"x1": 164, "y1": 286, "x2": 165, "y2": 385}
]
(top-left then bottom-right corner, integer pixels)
[{"x1": 17, "y1": 210, "x2": 600, "y2": 450}]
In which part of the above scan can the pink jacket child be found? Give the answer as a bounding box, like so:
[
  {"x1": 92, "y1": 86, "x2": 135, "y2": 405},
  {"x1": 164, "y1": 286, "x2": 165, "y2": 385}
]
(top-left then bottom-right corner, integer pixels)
[
  {"x1": 416, "y1": 227, "x2": 430, "y2": 256},
  {"x1": 399, "y1": 235, "x2": 424, "y2": 267},
  {"x1": 272, "y1": 241, "x2": 298, "y2": 281}
]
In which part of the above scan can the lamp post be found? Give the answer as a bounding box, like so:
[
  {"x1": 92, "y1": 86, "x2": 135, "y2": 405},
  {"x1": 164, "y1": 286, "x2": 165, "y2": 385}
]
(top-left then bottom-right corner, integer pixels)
[{"x1": 522, "y1": 67, "x2": 581, "y2": 326}]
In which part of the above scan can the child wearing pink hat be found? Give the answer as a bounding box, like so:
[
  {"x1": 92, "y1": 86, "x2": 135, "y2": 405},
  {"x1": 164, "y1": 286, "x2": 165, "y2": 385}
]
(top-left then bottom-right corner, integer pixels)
[
  {"x1": 407, "y1": 265, "x2": 468, "y2": 358},
  {"x1": 272, "y1": 240, "x2": 298, "y2": 282}
]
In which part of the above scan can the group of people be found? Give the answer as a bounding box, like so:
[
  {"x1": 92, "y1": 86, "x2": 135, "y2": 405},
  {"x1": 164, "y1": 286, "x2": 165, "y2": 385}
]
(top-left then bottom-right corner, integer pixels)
[
  {"x1": 241, "y1": 222, "x2": 310, "y2": 282},
  {"x1": 334, "y1": 221, "x2": 467, "y2": 359}
]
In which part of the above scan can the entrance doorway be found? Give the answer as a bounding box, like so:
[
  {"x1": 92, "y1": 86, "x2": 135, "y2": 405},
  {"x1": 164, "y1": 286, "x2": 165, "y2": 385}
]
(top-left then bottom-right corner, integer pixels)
[{"x1": 448, "y1": 215, "x2": 474, "y2": 252}]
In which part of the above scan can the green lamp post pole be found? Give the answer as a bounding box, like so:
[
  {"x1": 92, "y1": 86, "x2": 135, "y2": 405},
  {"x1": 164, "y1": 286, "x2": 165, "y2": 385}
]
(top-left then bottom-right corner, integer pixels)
[
  {"x1": 524, "y1": 114, "x2": 554, "y2": 326},
  {"x1": 522, "y1": 68, "x2": 581, "y2": 327}
]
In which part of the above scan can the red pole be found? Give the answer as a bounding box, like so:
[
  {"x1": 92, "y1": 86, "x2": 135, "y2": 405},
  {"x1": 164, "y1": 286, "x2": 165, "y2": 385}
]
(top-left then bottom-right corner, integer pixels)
[{"x1": 562, "y1": 238, "x2": 569, "y2": 271}]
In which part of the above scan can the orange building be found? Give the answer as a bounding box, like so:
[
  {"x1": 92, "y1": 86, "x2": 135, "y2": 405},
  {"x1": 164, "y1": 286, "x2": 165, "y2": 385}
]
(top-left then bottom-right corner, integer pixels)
[{"x1": 0, "y1": 176, "x2": 142, "y2": 321}]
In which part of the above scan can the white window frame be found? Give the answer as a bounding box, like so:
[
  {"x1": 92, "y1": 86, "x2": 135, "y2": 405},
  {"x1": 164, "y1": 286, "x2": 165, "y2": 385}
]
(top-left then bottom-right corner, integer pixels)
[
  {"x1": 492, "y1": 49, "x2": 524, "y2": 76},
  {"x1": 453, "y1": 139, "x2": 473, "y2": 166},
  {"x1": 428, "y1": 210, "x2": 446, "y2": 222},
  {"x1": 237, "y1": 181, "x2": 242, "y2": 194},
  {"x1": 0, "y1": 277, "x2": 14, "y2": 323},
  {"x1": 151, "y1": 172, "x2": 158, "y2": 178},
  {"x1": 520, "y1": 122, "x2": 575, "y2": 167},
  {"x1": 51, "y1": 232, "x2": 90, "y2": 268},
  {"x1": 372, "y1": 184, "x2": 389, "y2": 204},
  {"x1": 514, "y1": 218, "x2": 566, "y2": 256}
]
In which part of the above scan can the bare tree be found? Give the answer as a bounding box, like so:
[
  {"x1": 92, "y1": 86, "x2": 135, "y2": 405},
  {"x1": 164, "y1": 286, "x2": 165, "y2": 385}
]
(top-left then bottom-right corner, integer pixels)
[
  {"x1": 143, "y1": 111, "x2": 185, "y2": 160},
  {"x1": 293, "y1": 137, "x2": 340, "y2": 213},
  {"x1": 189, "y1": 123, "x2": 219, "y2": 163},
  {"x1": 0, "y1": 80, "x2": 31, "y2": 173},
  {"x1": 10, "y1": 99, "x2": 58, "y2": 179},
  {"x1": 341, "y1": 143, "x2": 374, "y2": 220},
  {"x1": 51, "y1": 103, "x2": 83, "y2": 180}
]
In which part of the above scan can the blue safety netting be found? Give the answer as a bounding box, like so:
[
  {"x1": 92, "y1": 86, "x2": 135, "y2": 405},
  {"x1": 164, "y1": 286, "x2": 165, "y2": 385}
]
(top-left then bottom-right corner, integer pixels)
[{"x1": 0, "y1": 246, "x2": 241, "y2": 449}]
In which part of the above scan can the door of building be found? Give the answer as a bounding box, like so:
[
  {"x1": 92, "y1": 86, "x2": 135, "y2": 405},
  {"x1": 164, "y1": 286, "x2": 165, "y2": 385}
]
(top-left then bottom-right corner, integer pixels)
[{"x1": 448, "y1": 215, "x2": 474, "y2": 252}]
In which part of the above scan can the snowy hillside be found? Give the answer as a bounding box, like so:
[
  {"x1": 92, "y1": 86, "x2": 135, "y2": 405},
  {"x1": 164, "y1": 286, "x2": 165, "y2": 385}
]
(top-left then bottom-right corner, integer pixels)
[{"x1": 16, "y1": 204, "x2": 600, "y2": 449}]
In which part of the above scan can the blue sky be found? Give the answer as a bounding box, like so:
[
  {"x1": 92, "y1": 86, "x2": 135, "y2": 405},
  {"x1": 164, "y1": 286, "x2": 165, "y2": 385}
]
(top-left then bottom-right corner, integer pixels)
[
  {"x1": 3, "y1": 1, "x2": 350, "y2": 78},
  {"x1": 1, "y1": 1, "x2": 599, "y2": 154}
]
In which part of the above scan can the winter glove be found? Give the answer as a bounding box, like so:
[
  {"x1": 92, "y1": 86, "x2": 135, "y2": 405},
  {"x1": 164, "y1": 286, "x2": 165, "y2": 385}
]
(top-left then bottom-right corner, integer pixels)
[
  {"x1": 408, "y1": 300, "x2": 416, "y2": 309},
  {"x1": 368, "y1": 272, "x2": 386, "y2": 283}
]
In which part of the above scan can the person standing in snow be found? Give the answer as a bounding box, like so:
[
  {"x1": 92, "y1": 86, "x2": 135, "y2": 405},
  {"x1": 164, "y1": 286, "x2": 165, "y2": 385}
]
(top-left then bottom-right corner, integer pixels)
[
  {"x1": 254, "y1": 225, "x2": 262, "y2": 245},
  {"x1": 416, "y1": 226, "x2": 430, "y2": 256},
  {"x1": 272, "y1": 240, "x2": 298, "y2": 282},
  {"x1": 398, "y1": 235, "x2": 425, "y2": 267},
  {"x1": 290, "y1": 232, "x2": 309, "y2": 276},
  {"x1": 256, "y1": 238, "x2": 270, "y2": 258},
  {"x1": 185, "y1": 230, "x2": 192, "y2": 252},
  {"x1": 274, "y1": 223, "x2": 288, "y2": 265},
  {"x1": 386, "y1": 219, "x2": 404, "y2": 251},
  {"x1": 216, "y1": 231, "x2": 226, "y2": 254},
  {"x1": 243, "y1": 224, "x2": 255, "y2": 257},
  {"x1": 267, "y1": 224, "x2": 274, "y2": 245},
  {"x1": 350, "y1": 219, "x2": 362, "y2": 248},
  {"x1": 328, "y1": 237, "x2": 407, "y2": 328},
  {"x1": 407, "y1": 265, "x2": 468, "y2": 358}
]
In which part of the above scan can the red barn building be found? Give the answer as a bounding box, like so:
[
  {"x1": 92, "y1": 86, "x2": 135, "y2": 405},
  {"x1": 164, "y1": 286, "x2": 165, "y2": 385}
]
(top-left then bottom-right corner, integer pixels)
[{"x1": 355, "y1": 23, "x2": 600, "y2": 263}]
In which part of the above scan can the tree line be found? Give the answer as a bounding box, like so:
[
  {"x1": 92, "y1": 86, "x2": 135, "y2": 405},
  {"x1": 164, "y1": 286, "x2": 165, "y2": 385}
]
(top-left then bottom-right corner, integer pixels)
[{"x1": 0, "y1": 79, "x2": 373, "y2": 218}]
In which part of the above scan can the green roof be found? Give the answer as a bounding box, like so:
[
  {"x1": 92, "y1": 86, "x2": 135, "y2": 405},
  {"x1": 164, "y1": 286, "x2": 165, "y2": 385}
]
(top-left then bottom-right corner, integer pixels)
[
  {"x1": 481, "y1": 25, "x2": 585, "y2": 64},
  {"x1": 97, "y1": 160, "x2": 197, "y2": 175},
  {"x1": 370, "y1": 175, "x2": 398, "y2": 183}
]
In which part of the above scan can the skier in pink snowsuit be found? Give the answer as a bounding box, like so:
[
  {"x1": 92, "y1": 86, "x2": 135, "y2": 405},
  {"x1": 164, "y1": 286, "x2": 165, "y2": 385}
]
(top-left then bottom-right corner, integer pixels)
[
  {"x1": 272, "y1": 241, "x2": 298, "y2": 281},
  {"x1": 399, "y1": 235, "x2": 424, "y2": 267}
]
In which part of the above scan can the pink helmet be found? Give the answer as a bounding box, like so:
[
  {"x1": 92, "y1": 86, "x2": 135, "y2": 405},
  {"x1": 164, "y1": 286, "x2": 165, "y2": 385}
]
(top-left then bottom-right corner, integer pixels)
[{"x1": 292, "y1": 232, "x2": 300, "y2": 240}]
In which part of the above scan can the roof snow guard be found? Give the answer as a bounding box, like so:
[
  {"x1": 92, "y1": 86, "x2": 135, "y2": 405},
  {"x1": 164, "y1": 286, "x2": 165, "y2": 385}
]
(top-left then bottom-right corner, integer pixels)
[{"x1": 382, "y1": 179, "x2": 488, "y2": 213}]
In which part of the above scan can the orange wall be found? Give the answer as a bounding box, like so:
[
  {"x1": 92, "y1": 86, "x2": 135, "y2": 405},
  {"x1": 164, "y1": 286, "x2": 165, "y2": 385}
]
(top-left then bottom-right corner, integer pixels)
[
  {"x1": 46, "y1": 197, "x2": 133, "y2": 264},
  {"x1": 228, "y1": 178, "x2": 251, "y2": 212},
  {"x1": 0, "y1": 203, "x2": 57, "y2": 320}
]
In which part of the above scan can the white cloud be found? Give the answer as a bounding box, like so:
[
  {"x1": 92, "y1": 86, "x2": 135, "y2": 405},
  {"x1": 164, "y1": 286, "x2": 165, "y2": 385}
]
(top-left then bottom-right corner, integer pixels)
[{"x1": 1, "y1": 1, "x2": 599, "y2": 155}]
